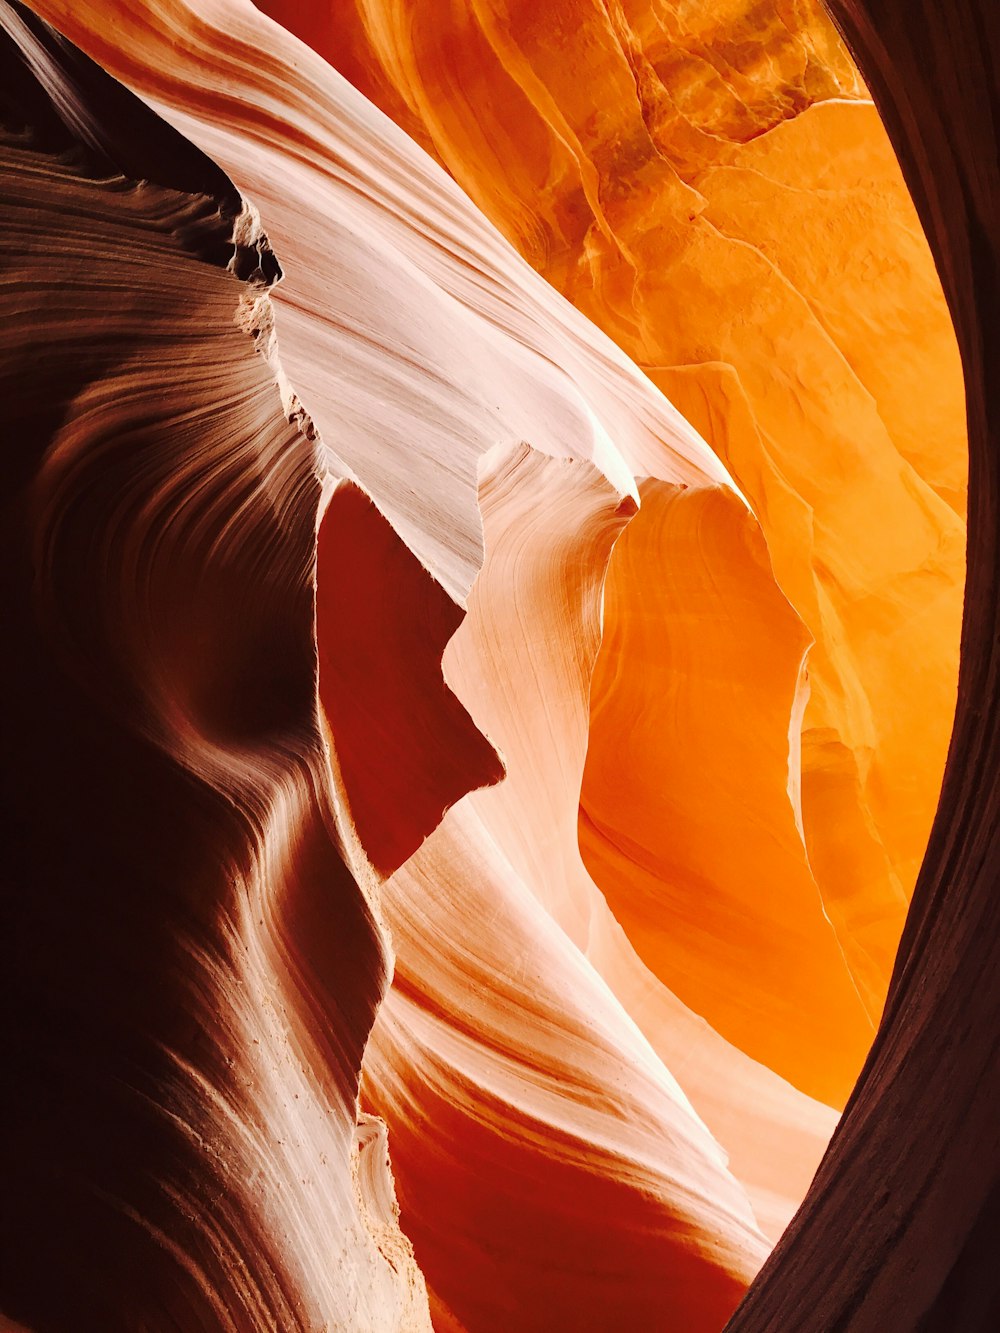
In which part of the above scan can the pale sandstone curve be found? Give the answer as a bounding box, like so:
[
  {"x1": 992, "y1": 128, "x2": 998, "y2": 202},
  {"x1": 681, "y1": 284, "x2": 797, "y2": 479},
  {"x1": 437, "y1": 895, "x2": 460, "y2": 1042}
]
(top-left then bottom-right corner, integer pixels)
[
  {"x1": 28, "y1": 0, "x2": 742, "y2": 609},
  {"x1": 364, "y1": 445, "x2": 772, "y2": 1332},
  {"x1": 444, "y1": 445, "x2": 842, "y2": 1232},
  {"x1": 359, "y1": 443, "x2": 850, "y2": 1328},
  {"x1": 260, "y1": 0, "x2": 966, "y2": 1024}
]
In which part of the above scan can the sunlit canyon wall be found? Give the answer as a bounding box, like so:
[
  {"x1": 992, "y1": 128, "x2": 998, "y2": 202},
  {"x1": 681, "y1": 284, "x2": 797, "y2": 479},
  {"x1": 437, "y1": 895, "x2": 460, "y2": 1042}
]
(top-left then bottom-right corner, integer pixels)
[{"x1": 1, "y1": 0, "x2": 994, "y2": 1330}]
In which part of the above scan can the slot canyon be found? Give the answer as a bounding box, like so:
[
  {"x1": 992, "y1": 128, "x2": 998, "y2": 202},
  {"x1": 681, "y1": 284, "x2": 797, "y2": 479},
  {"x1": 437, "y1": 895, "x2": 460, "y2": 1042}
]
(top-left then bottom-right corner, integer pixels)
[{"x1": 1, "y1": 1, "x2": 997, "y2": 1329}]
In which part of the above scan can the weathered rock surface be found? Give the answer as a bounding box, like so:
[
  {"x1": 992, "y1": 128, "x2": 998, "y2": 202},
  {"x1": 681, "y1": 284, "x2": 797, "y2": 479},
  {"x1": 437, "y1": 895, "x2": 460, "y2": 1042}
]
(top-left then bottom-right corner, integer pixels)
[{"x1": 1, "y1": 0, "x2": 984, "y2": 1329}]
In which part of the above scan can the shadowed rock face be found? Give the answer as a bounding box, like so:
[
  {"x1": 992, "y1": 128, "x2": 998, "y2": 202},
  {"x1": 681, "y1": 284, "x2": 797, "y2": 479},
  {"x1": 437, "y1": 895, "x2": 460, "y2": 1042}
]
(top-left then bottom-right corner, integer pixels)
[
  {"x1": 0, "y1": 5, "x2": 428, "y2": 1328},
  {"x1": 727, "y1": 1, "x2": 1000, "y2": 1328}
]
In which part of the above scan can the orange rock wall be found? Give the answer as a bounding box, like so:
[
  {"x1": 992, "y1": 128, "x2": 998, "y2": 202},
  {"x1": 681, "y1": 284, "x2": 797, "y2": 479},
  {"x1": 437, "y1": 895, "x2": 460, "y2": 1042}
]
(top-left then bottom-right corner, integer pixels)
[
  {"x1": 729, "y1": 0, "x2": 1000, "y2": 1324},
  {"x1": 261, "y1": 0, "x2": 967, "y2": 1029},
  {"x1": 4, "y1": 0, "x2": 978, "y2": 1329}
]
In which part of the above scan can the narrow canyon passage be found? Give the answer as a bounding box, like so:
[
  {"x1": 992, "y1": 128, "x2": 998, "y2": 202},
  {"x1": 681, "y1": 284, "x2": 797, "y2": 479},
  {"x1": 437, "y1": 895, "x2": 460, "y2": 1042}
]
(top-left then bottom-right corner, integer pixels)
[{"x1": 2, "y1": 1, "x2": 995, "y2": 1330}]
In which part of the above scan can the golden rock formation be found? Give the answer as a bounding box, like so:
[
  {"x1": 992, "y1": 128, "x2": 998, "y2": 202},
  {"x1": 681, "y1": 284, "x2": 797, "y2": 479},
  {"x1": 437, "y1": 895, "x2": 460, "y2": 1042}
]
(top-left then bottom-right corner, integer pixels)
[
  {"x1": 582, "y1": 481, "x2": 872, "y2": 1105},
  {"x1": 2, "y1": 0, "x2": 983, "y2": 1329},
  {"x1": 260, "y1": 0, "x2": 967, "y2": 1026},
  {"x1": 730, "y1": 0, "x2": 1000, "y2": 1324}
]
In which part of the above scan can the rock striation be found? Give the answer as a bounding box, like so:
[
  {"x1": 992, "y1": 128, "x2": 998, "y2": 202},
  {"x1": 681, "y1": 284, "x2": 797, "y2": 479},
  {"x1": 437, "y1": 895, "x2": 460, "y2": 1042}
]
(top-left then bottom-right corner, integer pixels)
[
  {"x1": 259, "y1": 0, "x2": 967, "y2": 1032},
  {"x1": 0, "y1": 3, "x2": 428, "y2": 1327},
  {"x1": 1, "y1": 0, "x2": 985, "y2": 1329}
]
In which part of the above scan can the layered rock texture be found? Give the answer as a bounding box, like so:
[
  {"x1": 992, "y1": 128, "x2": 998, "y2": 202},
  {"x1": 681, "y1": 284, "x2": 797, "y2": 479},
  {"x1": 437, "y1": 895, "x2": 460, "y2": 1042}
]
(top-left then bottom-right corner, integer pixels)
[
  {"x1": 0, "y1": 0, "x2": 991, "y2": 1330},
  {"x1": 0, "y1": 6, "x2": 428, "y2": 1326},
  {"x1": 259, "y1": 0, "x2": 967, "y2": 1047}
]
